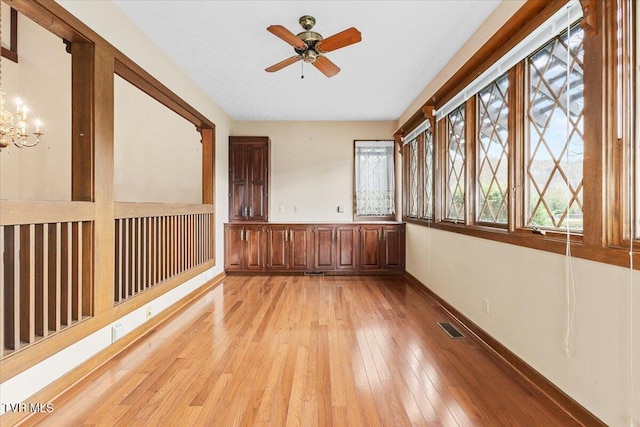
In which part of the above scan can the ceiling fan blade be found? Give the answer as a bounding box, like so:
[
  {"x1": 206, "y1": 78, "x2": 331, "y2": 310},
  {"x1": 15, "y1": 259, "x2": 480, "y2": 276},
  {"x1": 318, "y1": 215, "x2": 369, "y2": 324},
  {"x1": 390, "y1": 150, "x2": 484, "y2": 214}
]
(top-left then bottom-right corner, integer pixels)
[
  {"x1": 267, "y1": 25, "x2": 307, "y2": 49},
  {"x1": 316, "y1": 27, "x2": 361, "y2": 53},
  {"x1": 313, "y1": 56, "x2": 340, "y2": 78},
  {"x1": 265, "y1": 55, "x2": 302, "y2": 72}
]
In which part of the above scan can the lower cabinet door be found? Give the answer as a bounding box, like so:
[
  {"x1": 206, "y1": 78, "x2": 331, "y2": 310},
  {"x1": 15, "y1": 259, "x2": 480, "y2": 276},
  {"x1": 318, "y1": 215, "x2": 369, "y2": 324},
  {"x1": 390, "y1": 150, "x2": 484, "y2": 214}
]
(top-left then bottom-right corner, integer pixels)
[
  {"x1": 382, "y1": 226, "x2": 405, "y2": 270},
  {"x1": 244, "y1": 226, "x2": 264, "y2": 271},
  {"x1": 335, "y1": 226, "x2": 358, "y2": 271},
  {"x1": 289, "y1": 226, "x2": 311, "y2": 271},
  {"x1": 266, "y1": 226, "x2": 287, "y2": 271},
  {"x1": 313, "y1": 226, "x2": 335, "y2": 270},
  {"x1": 224, "y1": 225, "x2": 244, "y2": 271},
  {"x1": 360, "y1": 226, "x2": 382, "y2": 270}
]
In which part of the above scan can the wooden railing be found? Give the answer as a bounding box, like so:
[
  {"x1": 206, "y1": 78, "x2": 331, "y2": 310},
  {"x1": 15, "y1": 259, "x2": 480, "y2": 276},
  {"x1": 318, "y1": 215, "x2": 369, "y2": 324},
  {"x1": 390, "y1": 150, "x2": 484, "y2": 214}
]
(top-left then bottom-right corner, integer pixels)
[
  {"x1": 113, "y1": 203, "x2": 214, "y2": 304},
  {"x1": 0, "y1": 201, "x2": 94, "y2": 357}
]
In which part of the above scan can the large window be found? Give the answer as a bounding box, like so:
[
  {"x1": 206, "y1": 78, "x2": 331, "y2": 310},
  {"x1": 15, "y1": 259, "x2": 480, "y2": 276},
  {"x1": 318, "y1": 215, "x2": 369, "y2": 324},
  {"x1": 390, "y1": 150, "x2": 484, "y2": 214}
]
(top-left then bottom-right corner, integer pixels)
[
  {"x1": 354, "y1": 140, "x2": 395, "y2": 219},
  {"x1": 422, "y1": 121, "x2": 434, "y2": 219},
  {"x1": 445, "y1": 106, "x2": 466, "y2": 222},
  {"x1": 399, "y1": 0, "x2": 639, "y2": 267},
  {"x1": 526, "y1": 24, "x2": 584, "y2": 231},
  {"x1": 477, "y1": 74, "x2": 509, "y2": 224}
]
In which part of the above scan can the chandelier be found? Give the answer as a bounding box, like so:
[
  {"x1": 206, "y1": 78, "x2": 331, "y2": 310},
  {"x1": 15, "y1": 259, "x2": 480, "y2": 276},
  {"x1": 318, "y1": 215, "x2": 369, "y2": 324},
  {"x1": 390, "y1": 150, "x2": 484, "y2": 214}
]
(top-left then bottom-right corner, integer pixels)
[{"x1": 0, "y1": 93, "x2": 43, "y2": 150}]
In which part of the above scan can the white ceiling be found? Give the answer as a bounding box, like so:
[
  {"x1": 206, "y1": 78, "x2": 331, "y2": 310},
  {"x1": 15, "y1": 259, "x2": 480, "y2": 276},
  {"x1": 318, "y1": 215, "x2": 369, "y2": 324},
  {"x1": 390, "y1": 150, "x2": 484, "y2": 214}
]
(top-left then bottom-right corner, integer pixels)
[{"x1": 113, "y1": 0, "x2": 501, "y2": 122}]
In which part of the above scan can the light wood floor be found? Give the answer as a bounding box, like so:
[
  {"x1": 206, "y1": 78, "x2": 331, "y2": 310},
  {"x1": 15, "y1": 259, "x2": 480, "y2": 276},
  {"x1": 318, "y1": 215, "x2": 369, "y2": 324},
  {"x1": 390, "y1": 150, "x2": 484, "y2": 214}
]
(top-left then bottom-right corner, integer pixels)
[{"x1": 22, "y1": 275, "x2": 579, "y2": 426}]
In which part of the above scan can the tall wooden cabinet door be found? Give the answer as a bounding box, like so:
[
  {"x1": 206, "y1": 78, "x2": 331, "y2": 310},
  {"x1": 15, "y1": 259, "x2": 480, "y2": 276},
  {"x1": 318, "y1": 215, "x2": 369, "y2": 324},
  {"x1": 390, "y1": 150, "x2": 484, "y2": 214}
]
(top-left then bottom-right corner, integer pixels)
[
  {"x1": 248, "y1": 144, "x2": 268, "y2": 221},
  {"x1": 224, "y1": 225, "x2": 244, "y2": 271},
  {"x1": 266, "y1": 226, "x2": 287, "y2": 271},
  {"x1": 313, "y1": 226, "x2": 335, "y2": 270},
  {"x1": 360, "y1": 226, "x2": 382, "y2": 270},
  {"x1": 335, "y1": 226, "x2": 359, "y2": 271},
  {"x1": 383, "y1": 226, "x2": 405, "y2": 270},
  {"x1": 229, "y1": 144, "x2": 248, "y2": 221},
  {"x1": 244, "y1": 226, "x2": 264, "y2": 271},
  {"x1": 289, "y1": 226, "x2": 310, "y2": 271}
]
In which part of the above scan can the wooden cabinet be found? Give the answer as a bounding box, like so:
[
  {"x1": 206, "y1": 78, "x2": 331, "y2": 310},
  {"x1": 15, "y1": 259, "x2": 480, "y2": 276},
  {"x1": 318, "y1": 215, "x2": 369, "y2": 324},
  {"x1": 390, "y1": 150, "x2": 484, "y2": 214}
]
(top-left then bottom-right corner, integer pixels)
[
  {"x1": 229, "y1": 136, "x2": 269, "y2": 222},
  {"x1": 360, "y1": 224, "x2": 405, "y2": 272},
  {"x1": 225, "y1": 222, "x2": 404, "y2": 275},
  {"x1": 266, "y1": 225, "x2": 311, "y2": 272},
  {"x1": 312, "y1": 225, "x2": 359, "y2": 272},
  {"x1": 224, "y1": 224, "x2": 265, "y2": 272}
]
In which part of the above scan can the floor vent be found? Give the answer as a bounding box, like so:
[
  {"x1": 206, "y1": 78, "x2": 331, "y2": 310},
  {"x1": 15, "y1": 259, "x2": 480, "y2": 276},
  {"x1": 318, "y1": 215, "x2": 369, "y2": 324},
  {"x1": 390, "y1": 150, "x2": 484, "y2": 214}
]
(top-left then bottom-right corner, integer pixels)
[
  {"x1": 438, "y1": 322, "x2": 465, "y2": 339},
  {"x1": 304, "y1": 271, "x2": 324, "y2": 276}
]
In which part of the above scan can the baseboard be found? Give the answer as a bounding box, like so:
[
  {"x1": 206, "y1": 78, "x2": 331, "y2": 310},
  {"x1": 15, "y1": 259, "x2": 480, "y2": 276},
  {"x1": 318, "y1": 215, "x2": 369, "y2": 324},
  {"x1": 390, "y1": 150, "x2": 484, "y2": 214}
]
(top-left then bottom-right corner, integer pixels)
[
  {"x1": 403, "y1": 271, "x2": 606, "y2": 427},
  {"x1": 2, "y1": 272, "x2": 226, "y2": 427}
]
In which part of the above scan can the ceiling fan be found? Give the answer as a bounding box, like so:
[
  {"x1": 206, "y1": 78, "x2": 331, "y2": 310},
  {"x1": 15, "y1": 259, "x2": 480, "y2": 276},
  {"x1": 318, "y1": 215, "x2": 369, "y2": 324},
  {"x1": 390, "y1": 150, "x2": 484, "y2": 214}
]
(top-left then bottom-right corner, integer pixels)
[{"x1": 266, "y1": 15, "x2": 362, "y2": 78}]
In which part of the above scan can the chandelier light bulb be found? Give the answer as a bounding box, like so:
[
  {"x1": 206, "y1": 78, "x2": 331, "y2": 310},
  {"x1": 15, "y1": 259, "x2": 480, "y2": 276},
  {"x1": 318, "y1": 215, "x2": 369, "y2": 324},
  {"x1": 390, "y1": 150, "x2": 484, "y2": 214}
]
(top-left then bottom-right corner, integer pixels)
[{"x1": 0, "y1": 93, "x2": 45, "y2": 150}]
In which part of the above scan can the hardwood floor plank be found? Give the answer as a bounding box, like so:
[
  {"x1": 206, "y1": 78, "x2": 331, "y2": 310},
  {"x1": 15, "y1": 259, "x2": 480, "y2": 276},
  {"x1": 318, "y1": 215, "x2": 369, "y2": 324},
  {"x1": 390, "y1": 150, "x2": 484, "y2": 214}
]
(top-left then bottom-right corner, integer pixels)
[{"x1": 17, "y1": 275, "x2": 582, "y2": 427}]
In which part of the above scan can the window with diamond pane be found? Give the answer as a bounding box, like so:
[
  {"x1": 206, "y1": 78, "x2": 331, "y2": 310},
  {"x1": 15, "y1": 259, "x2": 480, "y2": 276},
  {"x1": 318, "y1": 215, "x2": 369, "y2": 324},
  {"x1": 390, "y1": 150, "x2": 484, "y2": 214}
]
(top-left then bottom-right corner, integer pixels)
[
  {"x1": 422, "y1": 123, "x2": 434, "y2": 219},
  {"x1": 445, "y1": 106, "x2": 466, "y2": 221},
  {"x1": 477, "y1": 74, "x2": 509, "y2": 224},
  {"x1": 405, "y1": 138, "x2": 419, "y2": 218},
  {"x1": 526, "y1": 23, "x2": 584, "y2": 231},
  {"x1": 355, "y1": 140, "x2": 395, "y2": 217}
]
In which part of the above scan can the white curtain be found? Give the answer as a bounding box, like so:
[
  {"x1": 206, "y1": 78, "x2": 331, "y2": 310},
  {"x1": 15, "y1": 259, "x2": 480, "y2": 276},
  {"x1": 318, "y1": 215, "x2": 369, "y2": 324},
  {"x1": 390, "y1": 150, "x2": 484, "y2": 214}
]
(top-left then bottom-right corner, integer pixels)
[{"x1": 355, "y1": 140, "x2": 395, "y2": 216}]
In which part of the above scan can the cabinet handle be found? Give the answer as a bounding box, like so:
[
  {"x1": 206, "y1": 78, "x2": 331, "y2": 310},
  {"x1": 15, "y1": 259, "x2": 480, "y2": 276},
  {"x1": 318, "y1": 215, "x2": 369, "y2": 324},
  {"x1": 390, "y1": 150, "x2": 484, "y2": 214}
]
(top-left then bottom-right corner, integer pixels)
[
  {"x1": 245, "y1": 230, "x2": 250, "y2": 241},
  {"x1": 242, "y1": 206, "x2": 247, "y2": 217},
  {"x1": 377, "y1": 230, "x2": 381, "y2": 241},
  {"x1": 240, "y1": 229, "x2": 244, "y2": 241},
  {"x1": 287, "y1": 230, "x2": 291, "y2": 242},
  {"x1": 249, "y1": 206, "x2": 253, "y2": 218}
]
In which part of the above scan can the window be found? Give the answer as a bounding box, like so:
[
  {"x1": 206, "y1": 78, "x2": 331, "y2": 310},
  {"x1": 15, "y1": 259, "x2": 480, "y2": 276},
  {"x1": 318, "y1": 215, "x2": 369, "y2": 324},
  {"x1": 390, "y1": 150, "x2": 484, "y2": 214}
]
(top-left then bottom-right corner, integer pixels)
[
  {"x1": 422, "y1": 121, "x2": 434, "y2": 219},
  {"x1": 354, "y1": 140, "x2": 395, "y2": 219},
  {"x1": 398, "y1": 0, "x2": 640, "y2": 266},
  {"x1": 526, "y1": 23, "x2": 584, "y2": 231},
  {"x1": 404, "y1": 137, "x2": 419, "y2": 218},
  {"x1": 477, "y1": 74, "x2": 509, "y2": 224},
  {"x1": 445, "y1": 106, "x2": 466, "y2": 222}
]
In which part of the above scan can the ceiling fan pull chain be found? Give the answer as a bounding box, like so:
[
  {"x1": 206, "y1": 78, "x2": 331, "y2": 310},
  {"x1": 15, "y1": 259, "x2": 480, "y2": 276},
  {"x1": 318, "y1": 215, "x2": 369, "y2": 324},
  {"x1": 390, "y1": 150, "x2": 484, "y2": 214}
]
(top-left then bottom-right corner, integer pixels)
[{"x1": 301, "y1": 59, "x2": 304, "y2": 79}]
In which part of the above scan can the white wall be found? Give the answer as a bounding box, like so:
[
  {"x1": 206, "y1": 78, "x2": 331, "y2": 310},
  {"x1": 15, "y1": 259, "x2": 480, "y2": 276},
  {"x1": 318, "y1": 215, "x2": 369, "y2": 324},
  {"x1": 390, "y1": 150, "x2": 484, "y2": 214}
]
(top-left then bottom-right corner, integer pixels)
[
  {"x1": 114, "y1": 75, "x2": 202, "y2": 203},
  {"x1": 232, "y1": 120, "x2": 396, "y2": 222},
  {"x1": 398, "y1": 2, "x2": 640, "y2": 426},
  {"x1": 1, "y1": 3, "x2": 71, "y2": 201}
]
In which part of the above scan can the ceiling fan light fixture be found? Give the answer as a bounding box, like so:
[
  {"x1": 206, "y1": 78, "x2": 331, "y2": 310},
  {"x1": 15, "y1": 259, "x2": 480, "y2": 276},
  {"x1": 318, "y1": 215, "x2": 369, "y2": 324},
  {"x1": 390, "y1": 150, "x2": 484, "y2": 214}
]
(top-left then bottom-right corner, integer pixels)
[{"x1": 302, "y1": 50, "x2": 318, "y2": 64}]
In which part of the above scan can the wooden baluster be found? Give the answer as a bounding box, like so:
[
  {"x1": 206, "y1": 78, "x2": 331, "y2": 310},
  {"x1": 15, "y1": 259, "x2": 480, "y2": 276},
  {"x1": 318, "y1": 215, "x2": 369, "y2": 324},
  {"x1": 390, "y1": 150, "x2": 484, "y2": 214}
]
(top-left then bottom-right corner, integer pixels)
[
  {"x1": 60, "y1": 223, "x2": 70, "y2": 327},
  {"x1": 124, "y1": 218, "x2": 131, "y2": 300},
  {"x1": 48, "y1": 223, "x2": 61, "y2": 333},
  {"x1": 34, "y1": 224, "x2": 48, "y2": 338},
  {"x1": 190, "y1": 215, "x2": 195, "y2": 268},
  {"x1": 160, "y1": 216, "x2": 166, "y2": 282},
  {"x1": 20, "y1": 224, "x2": 35, "y2": 344},
  {"x1": 71, "y1": 222, "x2": 80, "y2": 322},
  {"x1": 82, "y1": 221, "x2": 92, "y2": 316},
  {"x1": 4, "y1": 226, "x2": 20, "y2": 351},
  {"x1": 114, "y1": 219, "x2": 121, "y2": 304},
  {"x1": 171, "y1": 216, "x2": 176, "y2": 277},
  {"x1": 144, "y1": 217, "x2": 149, "y2": 291},
  {"x1": 135, "y1": 217, "x2": 141, "y2": 295},
  {"x1": 151, "y1": 217, "x2": 156, "y2": 287},
  {"x1": 0, "y1": 226, "x2": 5, "y2": 355}
]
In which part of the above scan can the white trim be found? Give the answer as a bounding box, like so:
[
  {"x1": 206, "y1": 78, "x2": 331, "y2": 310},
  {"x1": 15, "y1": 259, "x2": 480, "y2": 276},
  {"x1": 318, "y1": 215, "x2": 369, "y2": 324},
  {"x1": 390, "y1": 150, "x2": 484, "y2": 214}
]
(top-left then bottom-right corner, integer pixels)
[
  {"x1": 402, "y1": 119, "x2": 432, "y2": 145},
  {"x1": 435, "y1": 0, "x2": 583, "y2": 121}
]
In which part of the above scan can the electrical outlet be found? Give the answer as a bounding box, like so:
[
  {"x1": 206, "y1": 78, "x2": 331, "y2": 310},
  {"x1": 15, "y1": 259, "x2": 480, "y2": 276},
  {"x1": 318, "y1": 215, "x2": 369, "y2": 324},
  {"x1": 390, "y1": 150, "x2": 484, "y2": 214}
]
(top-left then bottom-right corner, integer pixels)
[
  {"x1": 482, "y1": 298, "x2": 490, "y2": 315},
  {"x1": 294, "y1": 206, "x2": 299, "y2": 213},
  {"x1": 111, "y1": 322, "x2": 124, "y2": 343},
  {"x1": 146, "y1": 306, "x2": 153, "y2": 320},
  {"x1": 337, "y1": 205, "x2": 344, "y2": 213},
  {"x1": 279, "y1": 205, "x2": 285, "y2": 213}
]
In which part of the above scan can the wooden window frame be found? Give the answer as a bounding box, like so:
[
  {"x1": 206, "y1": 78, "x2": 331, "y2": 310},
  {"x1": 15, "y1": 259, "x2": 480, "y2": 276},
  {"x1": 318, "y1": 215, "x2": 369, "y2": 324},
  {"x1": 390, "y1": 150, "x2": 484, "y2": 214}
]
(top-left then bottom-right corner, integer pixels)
[{"x1": 400, "y1": 0, "x2": 640, "y2": 269}]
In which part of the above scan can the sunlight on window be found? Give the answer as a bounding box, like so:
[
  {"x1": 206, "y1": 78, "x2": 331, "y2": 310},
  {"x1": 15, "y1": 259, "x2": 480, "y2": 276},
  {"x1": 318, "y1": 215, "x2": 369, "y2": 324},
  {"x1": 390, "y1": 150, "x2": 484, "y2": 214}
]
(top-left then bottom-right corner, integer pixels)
[{"x1": 526, "y1": 23, "x2": 584, "y2": 231}]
